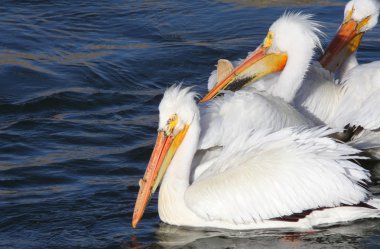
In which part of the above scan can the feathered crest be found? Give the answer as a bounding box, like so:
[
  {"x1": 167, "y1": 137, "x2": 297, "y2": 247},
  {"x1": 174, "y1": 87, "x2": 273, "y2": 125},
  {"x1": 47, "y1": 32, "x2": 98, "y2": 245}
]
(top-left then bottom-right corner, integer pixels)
[
  {"x1": 345, "y1": 0, "x2": 379, "y2": 31},
  {"x1": 273, "y1": 11, "x2": 325, "y2": 51},
  {"x1": 161, "y1": 84, "x2": 198, "y2": 105},
  {"x1": 159, "y1": 84, "x2": 199, "y2": 129}
]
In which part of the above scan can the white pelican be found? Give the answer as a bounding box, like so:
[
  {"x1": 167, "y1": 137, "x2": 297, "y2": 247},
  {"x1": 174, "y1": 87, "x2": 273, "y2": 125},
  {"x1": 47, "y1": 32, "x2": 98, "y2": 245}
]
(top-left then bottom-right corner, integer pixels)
[
  {"x1": 193, "y1": 13, "x2": 325, "y2": 151},
  {"x1": 206, "y1": 0, "x2": 379, "y2": 127},
  {"x1": 201, "y1": 12, "x2": 323, "y2": 104},
  {"x1": 319, "y1": 0, "x2": 379, "y2": 80},
  {"x1": 197, "y1": 13, "x2": 324, "y2": 151},
  {"x1": 202, "y1": 7, "x2": 380, "y2": 155},
  {"x1": 132, "y1": 85, "x2": 380, "y2": 229},
  {"x1": 296, "y1": 0, "x2": 380, "y2": 130}
]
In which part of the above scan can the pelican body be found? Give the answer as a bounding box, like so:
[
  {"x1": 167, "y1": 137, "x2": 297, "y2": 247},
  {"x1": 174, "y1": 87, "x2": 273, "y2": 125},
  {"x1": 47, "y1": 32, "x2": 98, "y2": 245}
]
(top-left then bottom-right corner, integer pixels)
[
  {"x1": 201, "y1": 13, "x2": 323, "y2": 104},
  {"x1": 194, "y1": 13, "x2": 324, "y2": 151},
  {"x1": 131, "y1": 10, "x2": 380, "y2": 231},
  {"x1": 132, "y1": 86, "x2": 380, "y2": 230},
  {"x1": 197, "y1": 13, "x2": 324, "y2": 150},
  {"x1": 202, "y1": 4, "x2": 380, "y2": 157}
]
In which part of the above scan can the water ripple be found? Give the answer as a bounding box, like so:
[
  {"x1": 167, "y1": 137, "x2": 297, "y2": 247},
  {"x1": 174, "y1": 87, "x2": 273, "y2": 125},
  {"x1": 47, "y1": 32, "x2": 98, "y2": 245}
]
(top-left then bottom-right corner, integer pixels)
[{"x1": 0, "y1": 0, "x2": 379, "y2": 248}]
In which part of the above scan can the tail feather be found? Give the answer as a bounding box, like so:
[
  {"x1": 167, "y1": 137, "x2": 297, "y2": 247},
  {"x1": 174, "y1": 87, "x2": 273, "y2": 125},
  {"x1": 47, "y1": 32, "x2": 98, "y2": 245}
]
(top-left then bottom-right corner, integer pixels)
[
  {"x1": 367, "y1": 198, "x2": 380, "y2": 210},
  {"x1": 348, "y1": 129, "x2": 380, "y2": 159}
]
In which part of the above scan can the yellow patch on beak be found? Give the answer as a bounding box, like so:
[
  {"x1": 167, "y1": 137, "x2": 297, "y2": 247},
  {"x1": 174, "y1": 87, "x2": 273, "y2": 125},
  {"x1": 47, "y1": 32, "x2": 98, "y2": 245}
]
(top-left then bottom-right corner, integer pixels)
[
  {"x1": 319, "y1": 8, "x2": 372, "y2": 73},
  {"x1": 344, "y1": 7, "x2": 354, "y2": 24},
  {"x1": 357, "y1": 15, "x2": 371, "y2": 31}
]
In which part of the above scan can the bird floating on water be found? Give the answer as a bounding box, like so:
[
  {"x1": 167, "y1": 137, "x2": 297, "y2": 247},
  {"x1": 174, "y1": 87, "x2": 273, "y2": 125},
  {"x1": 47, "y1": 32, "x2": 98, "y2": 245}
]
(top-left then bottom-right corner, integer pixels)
[
  {"x1": 202, "y1": 4, "x2": 380, "y2": 158},
  {"x1": 296, "y1": 0, "x2": 380, "y2": 132},
  {"x1": 132, "y1": 85, "x2": 380, "y2": 230}
]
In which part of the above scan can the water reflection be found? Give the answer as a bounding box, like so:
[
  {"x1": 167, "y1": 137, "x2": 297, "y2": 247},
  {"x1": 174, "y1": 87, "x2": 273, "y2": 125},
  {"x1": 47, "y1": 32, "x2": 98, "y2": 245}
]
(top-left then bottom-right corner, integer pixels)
[
  {"x1": 150, "y1": 220, "x2": 380, "y2": 248},
  {"x1": 0, "y1": 49, "x2": 112, "y2": 68}
]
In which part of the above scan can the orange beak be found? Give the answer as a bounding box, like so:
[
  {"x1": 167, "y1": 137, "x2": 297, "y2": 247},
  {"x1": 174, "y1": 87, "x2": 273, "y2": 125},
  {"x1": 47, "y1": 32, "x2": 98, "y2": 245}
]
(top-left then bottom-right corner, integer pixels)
[
  {"x1": 132, "y1": 131, "x2": 173, "y2": 228},
  {"x1": 319, "y1": 17, "x2": 369, "y2": 73},
  {"x1": 132, "y1": 125, "x2": 189, "y2": 228},
  {"x1": 199, "y1": 46, "x2": 287, "y2": 103}
]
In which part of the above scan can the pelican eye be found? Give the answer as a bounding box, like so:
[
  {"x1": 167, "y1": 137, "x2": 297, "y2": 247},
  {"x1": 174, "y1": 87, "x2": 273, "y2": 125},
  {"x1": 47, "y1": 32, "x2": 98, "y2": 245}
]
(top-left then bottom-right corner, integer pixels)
[
  {"x1": 263, "y1": 31, "x2": 274, "y2": 48},
  {"x1": 164, "y1": 114, "x2": 178, "y2": 136}
]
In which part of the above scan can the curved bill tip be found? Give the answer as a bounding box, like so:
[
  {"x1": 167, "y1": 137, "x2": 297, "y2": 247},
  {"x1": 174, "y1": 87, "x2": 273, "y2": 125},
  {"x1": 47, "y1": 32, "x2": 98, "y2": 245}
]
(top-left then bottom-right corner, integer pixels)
[
  {"x1": 132, "y1": 200, "x2": 143, "y2": 228},
  {"x1": 199, "y1": 90, "x2": 217, "y2": 103},
  {"x1": 132, "y1": 180, "x2": 149, "y2": 229},
  {"x1": 132, "y1": 219, "x2": 138, "y2": 229}
]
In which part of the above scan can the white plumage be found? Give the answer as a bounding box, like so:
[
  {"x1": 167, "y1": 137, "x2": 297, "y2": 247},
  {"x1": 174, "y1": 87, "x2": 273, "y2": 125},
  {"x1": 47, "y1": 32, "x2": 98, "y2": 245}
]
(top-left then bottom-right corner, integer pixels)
[
  {"x1": 207, "y1": 12, "x2": 323, "y2": 103},
  {"x1": 131, "y1": 8, "x2": 380, "y2": 231},
  {"x1": 295, "y1": 0, "x2": 380, "y2": 130},
  {"x1": 188, "y1": 128, "x2": 368, "y2": 224},
  {"x1": 331, "y1": 61, "x2": 380, "y2": 129},
  {"x1": 198, "y1": 13, "x2": 322, "y2": 150},
  {"x1": 198, "y1": 90, "x2": 313, "y2": 149},
  {"x1": 204, "y1": 2, "x2": 380, "y2": 157},
  {"x1": 133, "y1": 85, "x2": 380, "y2": 230}
]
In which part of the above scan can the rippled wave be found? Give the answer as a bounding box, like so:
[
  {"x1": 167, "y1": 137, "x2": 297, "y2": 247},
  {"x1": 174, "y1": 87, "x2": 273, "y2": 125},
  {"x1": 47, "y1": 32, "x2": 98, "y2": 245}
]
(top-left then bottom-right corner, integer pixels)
[{"x1": 0, "y1": 0, "x2": 379, "y2": 248}]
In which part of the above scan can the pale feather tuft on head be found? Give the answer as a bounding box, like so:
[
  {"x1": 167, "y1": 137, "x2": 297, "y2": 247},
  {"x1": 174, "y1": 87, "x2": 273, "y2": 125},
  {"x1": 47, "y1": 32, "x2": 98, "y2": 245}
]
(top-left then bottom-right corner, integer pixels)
[
  {"x1": 158, "y1": 84, "x2": 199, "y2": 133},
  {"x1": 268, "y1": 12, "x2": 325, "y2": 53},
  {"x1": 345, "y1": 0, "x2": 379, "y2": 32}
]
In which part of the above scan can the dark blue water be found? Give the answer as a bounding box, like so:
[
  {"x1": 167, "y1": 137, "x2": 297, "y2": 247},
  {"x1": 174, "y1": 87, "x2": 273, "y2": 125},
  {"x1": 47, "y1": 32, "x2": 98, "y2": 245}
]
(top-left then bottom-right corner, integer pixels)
[{"x1": 1, "y1": 0, "x2": 379, "y2": 248}]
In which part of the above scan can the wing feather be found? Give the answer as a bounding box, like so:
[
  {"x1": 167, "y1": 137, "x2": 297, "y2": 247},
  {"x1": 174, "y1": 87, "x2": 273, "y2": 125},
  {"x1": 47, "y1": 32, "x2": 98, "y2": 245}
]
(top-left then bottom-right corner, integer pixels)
[
  {"x1": 185, "y1": 127, "x2": 370, "y2": 224},
  {"x1": 198, "y1": 91, "x2": 313, "y2": 150},
  {"x1": 332, "y1": 61, "x2": 380, "y2": 129}
]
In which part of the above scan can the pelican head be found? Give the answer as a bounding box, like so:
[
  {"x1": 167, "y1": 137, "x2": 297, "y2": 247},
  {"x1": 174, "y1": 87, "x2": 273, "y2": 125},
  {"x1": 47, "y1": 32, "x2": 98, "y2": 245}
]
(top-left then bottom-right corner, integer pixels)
[
  {"x1": 320, "y1": 0, "x2": 379, "y2": 72},
  {"x1": 200, "y1": 13, "x2": 322, "y2": 103},
  {"x1": 132, "y1": 85, "x2": 198, "y2": 228}
]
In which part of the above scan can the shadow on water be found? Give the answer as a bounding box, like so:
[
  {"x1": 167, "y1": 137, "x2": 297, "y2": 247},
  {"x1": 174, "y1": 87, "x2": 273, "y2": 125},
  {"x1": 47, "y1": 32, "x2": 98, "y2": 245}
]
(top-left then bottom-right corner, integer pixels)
[
  {"x1": 124, "y1": 162, "x2": 380, "y2": 248},
  {"x1": 125, "y1": 218, "x2": 380, "y2": 249}
]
